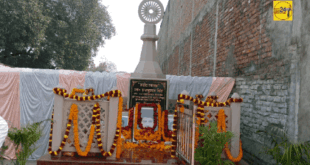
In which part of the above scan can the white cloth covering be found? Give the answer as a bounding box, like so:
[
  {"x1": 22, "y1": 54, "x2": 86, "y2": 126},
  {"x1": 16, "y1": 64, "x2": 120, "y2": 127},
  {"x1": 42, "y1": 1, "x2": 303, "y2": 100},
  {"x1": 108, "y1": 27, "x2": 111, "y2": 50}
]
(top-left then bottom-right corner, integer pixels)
[
  {"x1": 0, "y1": 116, "x2": 8, "y2": 148},
  {"x1": 84, "y1": 71, "x2": 117, "y2": 95},
  {"x1": 166, "y1": 75, "x2": 213, "y2": 100},
  {"x1": 19, "y1": 69, "x2": 59, "y2": 160}
]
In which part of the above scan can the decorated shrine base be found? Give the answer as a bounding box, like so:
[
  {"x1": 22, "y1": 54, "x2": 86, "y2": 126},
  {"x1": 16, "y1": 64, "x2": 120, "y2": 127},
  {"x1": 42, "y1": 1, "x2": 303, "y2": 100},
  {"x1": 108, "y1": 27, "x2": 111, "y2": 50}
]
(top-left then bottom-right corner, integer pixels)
[{"x1": 37, "y1": 148, "x2": 187, "y2": 165}]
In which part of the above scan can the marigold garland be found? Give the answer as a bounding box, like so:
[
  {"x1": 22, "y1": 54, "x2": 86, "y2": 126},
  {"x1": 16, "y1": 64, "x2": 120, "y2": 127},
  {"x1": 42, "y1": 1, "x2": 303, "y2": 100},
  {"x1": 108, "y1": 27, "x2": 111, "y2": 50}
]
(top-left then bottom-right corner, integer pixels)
[
  {"x1": 48, "y1": 112, "x2": 72, "y2": 156},
  {"x1": 177, "y1": 94, "x2": 243, "y2": 107},
  {"x1": 170, "y1": 104, "x2": 178, "y2": 158},
  {"x1": 123, "y1": 141, "x2": 172, "y2": 151},
  {"x1": 71, "y1": 104, "x2": 96, "y2": 157},
  {"x1": 93, "y1": 97, "x2": 123, "y2": 158},
  {"x1": 49, "y1": 88, "x2": 124, "y2": 158},
  {"x1": 133, "y1": 103, "x2": 161, "y2": 141},
  {"x1": 53, "y1": 88, "x2": 122, "y2": 102},
  {"x1": 84, "y1": 88, "x2": 95, "y2": 96},
  {"x1": 121, "y1": 107, "x2": 133, "y2": 140},
  {"x1": 162, "y1": 110, "x2": 173, "y2": 141},
  {"x1": 71, "y1": 88, "x2": 85, "y2": 96},
  {"x1": 217, "y1": 109, "x2": 243, "y2": 162},
  {"x1": 48, "y1": 105, "x2": 76, "y2": 156},
  {"x1": 137, "y1": 103, "x2": 158, "y2": 131},
  {"x1": 116, "y1": 97, "x2": 123, "y2": 158}
]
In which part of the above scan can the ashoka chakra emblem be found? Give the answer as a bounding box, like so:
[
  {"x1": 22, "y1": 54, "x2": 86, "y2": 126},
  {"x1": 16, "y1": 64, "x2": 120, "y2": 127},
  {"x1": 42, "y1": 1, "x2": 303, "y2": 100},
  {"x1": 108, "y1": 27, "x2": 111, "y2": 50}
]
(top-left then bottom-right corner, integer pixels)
[{"x1": 138, "y1": 0, "x2": 164, "y2": 24}]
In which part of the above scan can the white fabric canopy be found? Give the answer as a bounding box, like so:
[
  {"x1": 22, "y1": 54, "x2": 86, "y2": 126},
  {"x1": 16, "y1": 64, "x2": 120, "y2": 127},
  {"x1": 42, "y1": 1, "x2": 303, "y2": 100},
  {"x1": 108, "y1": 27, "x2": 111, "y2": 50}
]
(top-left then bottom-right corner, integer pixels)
[
  {"x1": 19, "y1": 69, "x2": 59, "y2": 160},
  {"x1": 0, "y1": 116, "x2": 8, "y2": 148},
  {"x1": 84, "y1": 71, "x2": 117, "y2": 95},
  {"x1": 166, "y1": 75, "x2": 213, "y2": 100}
]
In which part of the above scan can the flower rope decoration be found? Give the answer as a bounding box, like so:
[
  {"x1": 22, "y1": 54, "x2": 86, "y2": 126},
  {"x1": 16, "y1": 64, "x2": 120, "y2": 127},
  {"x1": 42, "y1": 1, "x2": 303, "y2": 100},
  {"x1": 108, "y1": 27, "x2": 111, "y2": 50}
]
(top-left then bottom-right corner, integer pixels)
[
  {"x1": 217, "y1": 109, "x2": 243, "y2": 162},
  {"x1": 71, "y1": 104, "x2": 95, "y2": 156},
  {"x1": 123, "y1": 141, "x2": 172, "y2": 151},
  {"x1": 116, "y1": 97, "x2": 123, "y2": 158},
  {"x1": 177, "y1": 94, "x2": 243, "y2": 108},
  {"x1": 71, "y1": 88, "x2": 85, "y2": 96},
  {"x1": 195, "y1": 94, "x2": 204, "y2": 100},
  {"x1": 48, "y1": 109, "x2": 73, "y2": 156},
  {"x1": 137, "y1": 103, "x2": 158, "y2": 131},
  {"x1": 49, "y1": 88, "x2": 123, "y2": 158},
  {"x1": 84, "y1": 88, "x2": 95, "y2": 96},
  {"x1": 133, "y1": 103, "x2": 161, "y2": 141},
  {"x1": 53, "y1": 88, "x2": 122, "y2": 102},
  {"x1": 162, "y1": 110, "x2": 173, "y2": 141},
  {"x1": 170, "y1": 104, "x2": 178, "y2": 158},
  {"x1": 194, "y1": 105, "x2": 204, "y2": 148},
  {"x1": 121, "y1": 107, "x2": 134, "y2": 140},
  {"x1": 93, "y1": 97, "x2": 123, "y2": 158}
]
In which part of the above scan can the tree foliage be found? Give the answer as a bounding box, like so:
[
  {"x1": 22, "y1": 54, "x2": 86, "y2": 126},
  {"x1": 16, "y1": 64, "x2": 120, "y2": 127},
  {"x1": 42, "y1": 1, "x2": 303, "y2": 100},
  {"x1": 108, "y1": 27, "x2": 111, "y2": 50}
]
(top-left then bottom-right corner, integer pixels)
[
  {"x1": 0, "y1": 0, "x2": 115, "y2": 70},
  {"x1": 87, "y1": 58, "x2": 117, "y2": 72}
]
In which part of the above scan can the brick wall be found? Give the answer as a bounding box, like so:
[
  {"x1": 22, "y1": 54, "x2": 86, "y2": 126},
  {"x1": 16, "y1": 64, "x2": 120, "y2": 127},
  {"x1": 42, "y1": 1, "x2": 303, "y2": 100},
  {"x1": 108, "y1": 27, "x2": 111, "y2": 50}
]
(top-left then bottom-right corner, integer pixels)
[{"x1": 158, "y1": 0, "x2": 308, "y2": 164}]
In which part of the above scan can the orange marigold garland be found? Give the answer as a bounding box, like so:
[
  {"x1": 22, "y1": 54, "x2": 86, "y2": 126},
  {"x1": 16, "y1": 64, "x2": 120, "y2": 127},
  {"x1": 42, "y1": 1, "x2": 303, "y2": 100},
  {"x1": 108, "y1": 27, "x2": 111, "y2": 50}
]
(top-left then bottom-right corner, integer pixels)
[
  {"x1": 84, "y1": 88, "x2": 95, "y2": 96},
  {"x1": 162, "y1": 110, "x2": 173, "y2": 141},
  {"x1": 177, "y1": 93, "x2": 243, "y2": 108},
  {"x1": 48, "y1": 108, "x2": 74, "y2": 156},
  {"x1": 53, "y1": 88, "x2": 122, "y2": 102},
  {"x1": 121, "y1": 107, "x2": 133, "y2": 140},
  {"x1": 116, "y1": 96, "x2": 123, "y2": 158},
  {"x1": 71, "y1": 104, "x2": 96, "y2": 156},
  {"x1": 93, "y1": 96, "x2": 123, "y2": 158},
  {"x1": 133, "y1": 103, "x2": 161, "y2": 141},
  {"x1": 217, "y1": 109, "x2": 243, "y2": 163},
  {"x1": 194, "y1": 106, "x2": 204, "y2": 149},
  {"x1": 137, "y1": 103, "x2": 158, "y2": 130},
  {"x1": 49, "y1": 88, "x2": 124, "y2": 158},
  {"x1": 71, "y1": 88, "x2": 85, "y2": 96},
  {"x1": 170, "y1": 104, "x2": 178, "y2": 158}
]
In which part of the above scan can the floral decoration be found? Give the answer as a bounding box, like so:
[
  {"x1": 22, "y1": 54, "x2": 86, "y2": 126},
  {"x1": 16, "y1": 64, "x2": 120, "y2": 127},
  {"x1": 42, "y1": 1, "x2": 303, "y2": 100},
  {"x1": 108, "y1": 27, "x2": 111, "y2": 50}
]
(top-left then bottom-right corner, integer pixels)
[
  {"x1": 121, "y1": 107, "x2": 133, "y2": 140},
  {"x1": 137, "y1": 103, "x2": 158, "y2": 131},
  {"x1": 71, "y1": 88, "x2": 85, "y2": 96},
  {"x1": 170, "y1": 104, "x2": 179, "y2": 158},
  {"x1": 162, "y1": 110, "x2": 173, "y2": 141},
  {"x1": 53, "y1": 87, "x2": 122, "y2": 102},
  {"x1": 71, "y1": 104, "x2": 95, "y2": 156},
  {"x1": 84, "y1": 88, "x2": 95, "y2": 96},
  {"x1": 177, "y1": 93, "x2": 243, "y2": 107},
  {"x1": 133, "y1": 103, "x2": 161, "y2": 141},
  {"x1": 217, "y1": 109, "x2": 243, "y2": 162},
  {"x1": 49, "y1": 88, "x2": 124, "y2": 158}
]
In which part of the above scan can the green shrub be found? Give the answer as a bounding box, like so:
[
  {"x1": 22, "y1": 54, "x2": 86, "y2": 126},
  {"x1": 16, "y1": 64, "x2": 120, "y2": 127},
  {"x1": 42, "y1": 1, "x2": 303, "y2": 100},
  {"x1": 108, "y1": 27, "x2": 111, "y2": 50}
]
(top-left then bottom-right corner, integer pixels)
[
  {"x1": 194, "y1": 121, "x2": 235, "y2": 165},
  {"x1": 8, "y1": 120, "x2": 47, "y2": 165},
  {"x1": 257, "y1": 125, "x2": 310, "y2": 165}
]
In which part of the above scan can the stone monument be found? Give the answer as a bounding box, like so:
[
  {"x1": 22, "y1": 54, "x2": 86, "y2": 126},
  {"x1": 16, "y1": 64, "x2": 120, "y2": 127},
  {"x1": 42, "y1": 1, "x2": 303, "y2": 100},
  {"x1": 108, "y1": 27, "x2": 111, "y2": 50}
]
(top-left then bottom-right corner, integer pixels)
[{"x1": 128, "y1": 0, "x2": 169, "y2": 110}]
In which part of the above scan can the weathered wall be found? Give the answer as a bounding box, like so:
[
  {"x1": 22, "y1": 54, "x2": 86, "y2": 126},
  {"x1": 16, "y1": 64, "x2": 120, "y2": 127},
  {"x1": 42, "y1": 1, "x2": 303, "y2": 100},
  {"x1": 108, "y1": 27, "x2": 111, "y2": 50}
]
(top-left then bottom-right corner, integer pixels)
[{"x1": 158, "y1": 0, "x2": 309, "y2": 164}]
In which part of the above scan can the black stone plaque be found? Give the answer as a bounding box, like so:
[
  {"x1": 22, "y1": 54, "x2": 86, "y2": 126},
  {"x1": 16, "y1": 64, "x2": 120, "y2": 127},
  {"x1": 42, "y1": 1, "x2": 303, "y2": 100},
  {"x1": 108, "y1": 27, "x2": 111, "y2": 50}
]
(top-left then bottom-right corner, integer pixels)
[{"x1": 129, "y1": 79, "x2": 167, "y2": 110}]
